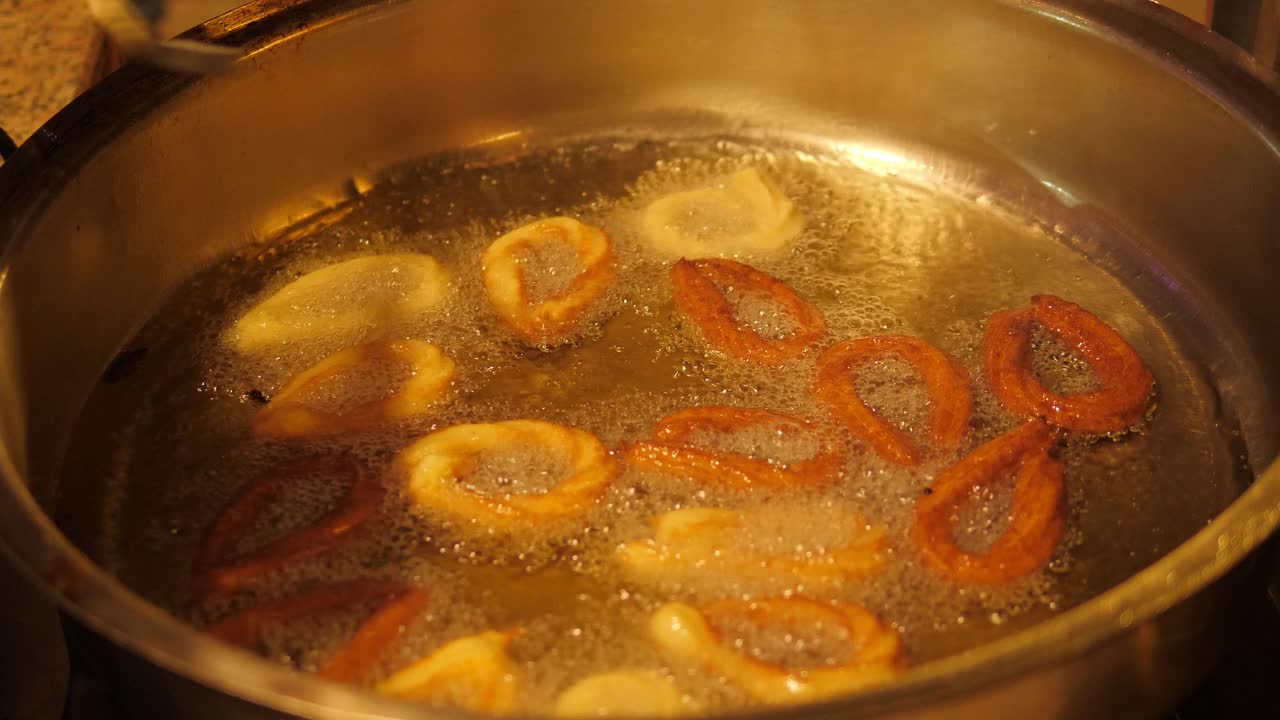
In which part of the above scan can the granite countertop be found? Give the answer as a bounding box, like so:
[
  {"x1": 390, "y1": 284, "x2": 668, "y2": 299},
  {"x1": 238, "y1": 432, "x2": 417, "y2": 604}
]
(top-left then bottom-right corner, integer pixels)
[{"x1": 0, "y1": 0, "x2": 100, "y2": 145}]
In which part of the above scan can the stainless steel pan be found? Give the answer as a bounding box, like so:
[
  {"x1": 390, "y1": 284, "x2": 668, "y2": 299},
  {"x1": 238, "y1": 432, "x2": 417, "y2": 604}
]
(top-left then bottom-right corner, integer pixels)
[{"x1": 0, "y1": 1, "x2": 1278, "y2": 718}]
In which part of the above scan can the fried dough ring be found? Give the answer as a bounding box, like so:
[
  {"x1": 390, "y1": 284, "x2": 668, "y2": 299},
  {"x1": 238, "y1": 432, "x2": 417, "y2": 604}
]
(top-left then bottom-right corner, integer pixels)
[
  {"x1": 377, "y1": 630, "x2": 522, "y2": 713},
  {"x1": 624, "y1": 406, "x2": 846, "y2": 490},
  {"x1": 482, "y1": 217, "x2": 616, "y2": 346},
  {"x1": 207, "y1": 579, "x2": 430, "y2": 683},
  {"x1": 618, "y1": 507, "x2": 886, "y2": 591},
  {"x1": 671, "y1": 259, "x2": 826, "y2": 365},
  {"x1": 321, "y1": 587, "x2": 432, "y2": 683},
  {"x1": 554, "y1": 670, "x2": 695, "y2": 717},
  {"x1": 650, "y1": 598, "x2": 903, "y2": 703},
  {"x1": 228, "y1": 253, "x2": 450, "y2": 353},
  {"x1": 642, "y1": 167, "x2": 804, "y2": 258},
  {"x1": 913, "y1": 422, "x2": 1066, "y2": 584},
  {"x1": 983, "y1": 294, "x2": 1154, "y2": 434},
  {"x1": 253, "y1": 339, "x2": 455, "y2": 438},
  {"x1": 398, "y1": 420, "x2": 617, "y2": 533},
  {"x1": 813, "y1": 335, "x2": 972, "y2": 466},
  {"x1": 192, "y1": 455, "x2": 382, "y2": 599}
]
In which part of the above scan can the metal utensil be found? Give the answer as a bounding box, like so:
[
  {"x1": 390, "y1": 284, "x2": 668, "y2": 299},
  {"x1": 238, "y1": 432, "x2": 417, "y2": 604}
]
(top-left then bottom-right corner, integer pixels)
[{"x1": 86, "y1": 0, "x2": 242, "y2": 74}]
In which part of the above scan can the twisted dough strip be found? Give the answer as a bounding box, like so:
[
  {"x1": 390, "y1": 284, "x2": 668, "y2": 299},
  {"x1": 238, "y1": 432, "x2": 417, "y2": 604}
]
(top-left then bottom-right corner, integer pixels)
[
  {"x1": 913, "y1": 422, "x2": 1066, "y2": 584},
  {"x1": 813, "y1": 335, "x2": 972, "y2": 466},
  {"x1": 482, "y1": 217, "x2": 616, "y2": 346},
  {"x1": 192, "y1": 454, "x2": 382, "y2": 599},
  {"x1": 398, "y1": 420, "x2": 617, "y2": 534},
  {"x1": 625, "y1": 406, "x2": 846, "y2": 490},
  {"x1": 207, "y1": 579, "x2": 430, "y2": 683},
  {"x1": 671, "y1": 258, "x2": 826, "y2": 365},
  {"x1": 617, "y1": 507, "x2": 886, "y2": 591},
  {"x1": 650, "y1": 598, "x2": 903, "y2": 703},
  {"x1": 253, "y1": 339, "x2": 455, "y2": 438},
  {"x1": 377, "y1": 630, "x2": 522, "y2": 713},
  {"x1": 983, "y1": 294, "x2": 1153, "y2": 434}
]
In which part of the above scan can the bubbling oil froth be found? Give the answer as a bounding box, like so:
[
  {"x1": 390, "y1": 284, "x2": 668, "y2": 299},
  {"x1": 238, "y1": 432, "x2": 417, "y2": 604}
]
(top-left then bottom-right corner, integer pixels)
[{"x1": 91, "y1": 136, "x2": 1190, "y2": 713}]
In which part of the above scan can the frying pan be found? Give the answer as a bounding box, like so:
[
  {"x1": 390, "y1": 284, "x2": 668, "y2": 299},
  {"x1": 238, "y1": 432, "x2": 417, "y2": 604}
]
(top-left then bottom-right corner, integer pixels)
[{"x1": 0, "y1": 1, "x2": 1278, "y2": 718}]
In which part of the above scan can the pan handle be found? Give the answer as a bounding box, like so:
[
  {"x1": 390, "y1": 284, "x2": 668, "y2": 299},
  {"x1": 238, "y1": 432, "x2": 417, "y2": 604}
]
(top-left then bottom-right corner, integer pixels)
[
  {"x1": 1212, "y1": 0, "x2": 1280, "y2": 72},
  {"x1": 0, "y1": 126, "x2": 16, "y2": 163}
]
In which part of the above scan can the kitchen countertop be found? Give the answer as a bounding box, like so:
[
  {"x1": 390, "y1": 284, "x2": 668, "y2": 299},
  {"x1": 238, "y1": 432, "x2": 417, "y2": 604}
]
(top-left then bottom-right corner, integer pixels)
[{"x1": 0, "y1": 0, "x2": 100, "y2": 145}]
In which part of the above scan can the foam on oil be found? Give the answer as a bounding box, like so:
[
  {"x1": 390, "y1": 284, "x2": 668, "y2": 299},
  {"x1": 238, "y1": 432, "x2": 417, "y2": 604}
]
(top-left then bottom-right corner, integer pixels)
[{"x1": 56, "y1": 135, "x2": 1244, "y2": 713}]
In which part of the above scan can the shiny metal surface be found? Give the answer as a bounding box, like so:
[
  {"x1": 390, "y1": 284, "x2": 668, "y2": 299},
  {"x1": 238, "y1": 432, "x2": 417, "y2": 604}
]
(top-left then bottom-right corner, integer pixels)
[
  {"x1": 0, "y1": 0, "x2": 1278, "y2": 718},
  {"x1": 87, "y1": 0, "x2": 244, "y2": 73}
]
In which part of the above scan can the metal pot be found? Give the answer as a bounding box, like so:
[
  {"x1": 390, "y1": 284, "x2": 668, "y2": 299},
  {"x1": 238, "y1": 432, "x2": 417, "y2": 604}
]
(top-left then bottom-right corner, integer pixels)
[{"x1": 1, "y1": 0, "x2": 1278, "y2": 718}]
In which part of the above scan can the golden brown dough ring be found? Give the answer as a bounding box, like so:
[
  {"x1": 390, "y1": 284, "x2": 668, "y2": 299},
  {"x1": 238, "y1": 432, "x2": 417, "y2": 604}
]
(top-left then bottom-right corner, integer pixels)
[
  {"x1": 642, "y1": 168, "x2": 803, "y2": 258},
  {"x1": 671, "y1": 258, "x2": 826, "y2": 365},
  {"x1": 398, "y1": 420, "x2": 617, "y2": 534},
  {"x1": 554, "y1": 670, "x2": 694, "y2": 717},
  {"x1": 377, "y1": 630, "x2": 522, "y2": 713},
  {"x1": 813, "y1": 335, "x2": 972, "y2": 465},
  {"x1": 618, "y1": 507, "x2": 886, "y2": 591},
  {"x1": 482, "y1": 217, "x2": 616, "y2": 346},
  {"x1": 983, "y1": 294, "x2": 1154, "y2": 434},
  {"x1": 913, "y1": 421, "x2": 1066, "y2": 584},
  {"x1": 228, "y1": 254, "x2": 450, "y2": 353},
  {"x1": 649, "y1": 598, "x2": 902, "y2": 703},
  {"x1": 624, "y1": 406, "x2": 846, "y2": 490},
  {"x1": 253, "y1": 339, "x2": 455, "y2": 437}
]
